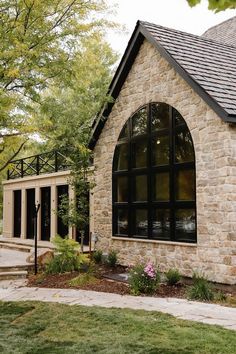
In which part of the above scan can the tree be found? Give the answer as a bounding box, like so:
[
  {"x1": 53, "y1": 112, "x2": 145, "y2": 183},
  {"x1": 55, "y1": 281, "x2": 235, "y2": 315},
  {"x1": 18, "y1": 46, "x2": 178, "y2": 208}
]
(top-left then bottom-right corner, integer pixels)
[
  {"x1": 187, "y1": 0, "x2": 236, "y2": 11},
  {"x1": 35, "y1": 33, "x2": 117, "y2": 151},
  {"x1": 0, "y1": 0, "x2": 113, "y2": 170}
]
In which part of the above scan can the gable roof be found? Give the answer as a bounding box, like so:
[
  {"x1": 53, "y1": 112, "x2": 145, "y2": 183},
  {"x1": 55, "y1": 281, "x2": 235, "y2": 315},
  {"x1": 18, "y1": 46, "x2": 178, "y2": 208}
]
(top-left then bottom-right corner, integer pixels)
[
  {"x1": 89, "y1": 20, "x2": 236, "y2": 149},
  {"x1": 202, "y1": 16, "x2": 236, "y2": 47}
]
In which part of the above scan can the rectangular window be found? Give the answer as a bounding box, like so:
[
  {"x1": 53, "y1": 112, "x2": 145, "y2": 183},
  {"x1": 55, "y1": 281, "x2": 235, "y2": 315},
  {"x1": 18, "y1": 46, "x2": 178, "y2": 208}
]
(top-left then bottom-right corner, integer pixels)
[
  {"x1": 26, "y1": 188, "x2": 35, "y2": 239},
  {"x1": 154, "y1": 172, "x2": 169, "y2": 201},
  {"x1": 152, "y1": 209, "x2": 170, "y2": 240},
  {"x1": 134, "y1": 209, "x2": 148, "y2": 237},
  {"x1": 57, "y1": 185, "x2": 69, "y2": 238},
  {"x1": 175, "y1": 209, "x2": 196, "y2": 242},
  {"x1": 41, "y1": 187, "x2": 51, "y2": 241},
  {"x1": 13, "y1": 190, "x2": 21, "y2": 238}
]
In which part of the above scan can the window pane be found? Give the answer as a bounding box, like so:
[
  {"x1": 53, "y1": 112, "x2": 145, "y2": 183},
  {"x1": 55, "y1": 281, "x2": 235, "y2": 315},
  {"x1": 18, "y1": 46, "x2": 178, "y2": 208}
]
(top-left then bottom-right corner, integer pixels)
[
  {"x1": 119, "y1": 122, "x2": 129, "y2": 140},
  {"x1": 154, "y1": 172, "x2": 169, "y2": 201},
  {"x1": 132, "y1": 140, "x2": 147, "y2": 168},
  {"x1": 176, "y1": 169, "x2": 195, "y2": 201},
  {"x1": 117, "y1": 209, "x2": 128, "y2": 235},
  {"x1": 174, "y1": 108, "x2": 185, "y2": 126},
  {"x1": 117, "y1": 176, "x2": 128, "y2": 202},
  {"x1": 175, "y1": 130, "x2": 194, "y2": 163},
  {"x1": 132, "y1": 108, "x2": 147, "y2": 136},
  {"x1": 134, "y1": 209, "x2": 148, "y2": 236},
  {"x1": 135, "y1": 175, "x2": 147, "y2": 201},
  {"x1": 151, "y1": 103, "x2": 169, "y2": 131},
  {"x1": 175, "y1": 209, "x2": 196, "y2": 242},
  {"x1": 152, "y1": 135, "x2": 169, "y2": 166},
  {"x1": 153, "y1": 209, "x2": 170, "y2": 240},
  {"x1": 114, "y1": 144, "x2": 128, "y2": 171}
]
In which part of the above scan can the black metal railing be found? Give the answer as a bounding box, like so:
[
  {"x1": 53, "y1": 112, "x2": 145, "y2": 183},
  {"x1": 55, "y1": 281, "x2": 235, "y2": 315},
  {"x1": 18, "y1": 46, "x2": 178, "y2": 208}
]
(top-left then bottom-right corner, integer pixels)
[{"x1": 7, "y1": 151, "x2": 70, "y2": 180}]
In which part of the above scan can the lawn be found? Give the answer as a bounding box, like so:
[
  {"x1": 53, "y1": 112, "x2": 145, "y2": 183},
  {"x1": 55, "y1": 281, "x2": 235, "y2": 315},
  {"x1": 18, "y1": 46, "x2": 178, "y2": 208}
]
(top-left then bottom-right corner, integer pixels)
[{"x1": 0, "y1": 301, "x2": 235, "y2": 354}]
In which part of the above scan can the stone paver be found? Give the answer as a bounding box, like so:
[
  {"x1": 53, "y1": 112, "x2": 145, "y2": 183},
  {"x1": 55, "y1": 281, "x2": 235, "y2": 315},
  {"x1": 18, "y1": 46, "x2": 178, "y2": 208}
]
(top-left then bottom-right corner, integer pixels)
[
  {"x1": 0, "y1": 248, "x2": 30, "y2": 267},
  {"x1": 0, "y1": 282, "x2": 236, "y2": 331}
]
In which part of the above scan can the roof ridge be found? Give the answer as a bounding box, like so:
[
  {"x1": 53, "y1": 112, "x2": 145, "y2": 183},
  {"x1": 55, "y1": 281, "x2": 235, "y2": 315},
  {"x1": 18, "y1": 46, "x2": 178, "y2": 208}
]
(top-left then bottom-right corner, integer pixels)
[
  {"x1": 139, "y1": 20, "x2": 236, "y2": 51},
  {"x1": 202, "y1": 15, "x2": 236, "y2": 36}
]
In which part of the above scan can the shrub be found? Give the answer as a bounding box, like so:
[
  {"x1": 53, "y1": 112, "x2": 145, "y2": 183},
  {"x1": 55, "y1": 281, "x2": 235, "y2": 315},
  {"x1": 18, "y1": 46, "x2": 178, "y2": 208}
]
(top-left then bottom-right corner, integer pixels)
[
  {"x1": 68, "y1": 273, "x2": 97, "y2": 287},
  {"x1": 129, "y1": 261, "x2": 160, "y2": 295},
  {"x1": 107, "y1": 250, "x2": 118, "y2": 267},
  {"x1": 187, "y1": 273, "x2": 215, "y2": 301},
  {"x1": 93, "y1": 250, "x2": 103, "y2": 264},
  {"x1": 166, "y1": 268, "x2": 181, "y2": 286},
  {"x1": 45, "y1": 235, "x2": 89, "y2": 274}
]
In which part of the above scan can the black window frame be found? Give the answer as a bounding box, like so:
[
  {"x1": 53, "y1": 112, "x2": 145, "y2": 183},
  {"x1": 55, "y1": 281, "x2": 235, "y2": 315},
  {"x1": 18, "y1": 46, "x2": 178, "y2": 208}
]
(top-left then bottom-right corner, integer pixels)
[{"x1": 112, "y1": 102, "x2": 197, "y2": 243}]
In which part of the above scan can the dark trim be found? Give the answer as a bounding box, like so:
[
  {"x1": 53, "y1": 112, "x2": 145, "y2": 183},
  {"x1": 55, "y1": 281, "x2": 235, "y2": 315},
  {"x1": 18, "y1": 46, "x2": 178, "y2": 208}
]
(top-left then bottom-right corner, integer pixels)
[
  {"x1": 89, "y1": 21, "x2": 236, "y2": 150},
  {"x1": 112, "y1": 103, "x2": 196, "y2": 243}
]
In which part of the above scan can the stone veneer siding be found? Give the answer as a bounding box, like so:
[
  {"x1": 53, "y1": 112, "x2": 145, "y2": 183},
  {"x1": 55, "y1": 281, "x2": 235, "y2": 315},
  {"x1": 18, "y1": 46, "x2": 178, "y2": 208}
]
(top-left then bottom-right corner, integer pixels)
[{"x1": 92, "y1": 40, "x2": 236, "y2": 285}]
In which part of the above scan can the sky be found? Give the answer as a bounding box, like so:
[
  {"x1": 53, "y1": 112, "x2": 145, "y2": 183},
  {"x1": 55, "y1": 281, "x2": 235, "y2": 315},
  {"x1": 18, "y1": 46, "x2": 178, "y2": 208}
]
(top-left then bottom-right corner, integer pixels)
[{"x1": 105, "y1": 0, "x2": 236, "y2": 54}]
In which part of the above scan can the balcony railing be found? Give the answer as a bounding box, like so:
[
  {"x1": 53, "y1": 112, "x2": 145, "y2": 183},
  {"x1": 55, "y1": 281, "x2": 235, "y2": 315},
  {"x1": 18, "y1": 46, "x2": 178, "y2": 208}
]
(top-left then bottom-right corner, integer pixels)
[{"x1": 7, "y1": 151, "x2": 70, "y2": 180}]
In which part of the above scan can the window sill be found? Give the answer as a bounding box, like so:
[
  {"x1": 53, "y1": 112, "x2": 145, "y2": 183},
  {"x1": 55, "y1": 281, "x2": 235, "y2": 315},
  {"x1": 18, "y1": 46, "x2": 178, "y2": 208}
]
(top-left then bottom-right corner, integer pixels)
[{"x1": 111, "y1": 236, "x2": 197, "y2": 247}]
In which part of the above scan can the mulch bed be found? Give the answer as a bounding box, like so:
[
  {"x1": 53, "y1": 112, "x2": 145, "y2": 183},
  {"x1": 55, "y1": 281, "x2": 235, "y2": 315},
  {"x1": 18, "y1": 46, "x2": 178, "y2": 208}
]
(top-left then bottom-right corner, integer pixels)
[
  {"x1": 27, "y1": 265, "x2": 187, "y2": 298},
  {"x1": 27, "y1": 264, "x2": 236, "y2": 304}
]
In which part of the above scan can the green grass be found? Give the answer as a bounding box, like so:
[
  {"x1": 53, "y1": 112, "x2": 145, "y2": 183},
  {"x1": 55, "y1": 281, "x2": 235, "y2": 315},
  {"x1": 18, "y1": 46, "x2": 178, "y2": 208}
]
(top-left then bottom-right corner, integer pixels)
[{"x1": 0, "y1": 301, "x2": 235, "y2": 354}]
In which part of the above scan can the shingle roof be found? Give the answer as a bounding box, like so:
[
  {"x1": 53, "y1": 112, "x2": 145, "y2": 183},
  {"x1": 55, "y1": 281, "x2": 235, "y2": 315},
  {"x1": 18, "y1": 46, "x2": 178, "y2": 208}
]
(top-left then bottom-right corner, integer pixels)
[
  {"x1": 89, "y1": 19, "x2": 236, "y2": 149},
  {"x1": 202, "y1": 16, "x2": 236, "y2": 47},
  {"x1": 141, "y1": 21, "x2": 236, "y2": 117}
]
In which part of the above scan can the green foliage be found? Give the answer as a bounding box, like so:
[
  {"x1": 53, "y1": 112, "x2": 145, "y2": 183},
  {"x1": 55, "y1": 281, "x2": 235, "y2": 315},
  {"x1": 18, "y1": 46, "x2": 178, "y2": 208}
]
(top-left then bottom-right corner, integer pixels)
[
  {"x1": 186, "y1": 0, "x2": 236, "y2": 11},
  {"x1": 93, "y1": 249, "x2": 103, "y2": 264},
  {"x1": 68, "y1": 273, "x2": 97, "y2": 287},
  {"x1": 187, "y1": 273, "x2": 215, "y2": 301},
  {"x1": 0, "y1": 0, "x2": 117, "y2": 170},
  {"x1": 45, "y1": 235, "x2": 89, "y2": 274},
  {"x1": 166, "y1": 268, "x2": 181, "y2": 286},
  {"x1": 129, "y1": 262, "x2": 160, "y2": 295},
  {"x1": 106, "y1": 250, "x2": 118, "y2": 267}
]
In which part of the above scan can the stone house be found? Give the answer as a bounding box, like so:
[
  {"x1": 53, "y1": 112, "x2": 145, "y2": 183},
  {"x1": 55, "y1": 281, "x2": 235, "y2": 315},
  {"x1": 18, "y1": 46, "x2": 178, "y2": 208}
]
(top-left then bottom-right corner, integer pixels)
[{"x1": 89, "y1": 17, "x2": 236, "y2": 285}]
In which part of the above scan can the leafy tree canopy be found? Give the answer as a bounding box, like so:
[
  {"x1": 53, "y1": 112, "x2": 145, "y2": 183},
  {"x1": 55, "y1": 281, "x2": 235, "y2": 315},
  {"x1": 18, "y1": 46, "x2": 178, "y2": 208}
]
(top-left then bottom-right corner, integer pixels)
[
  {"x1": 0, "y1": 0, "x2": 115, "y2": 170},
  {"x1": 187, "y1": 0, "x2": 236, "y2": 11}
]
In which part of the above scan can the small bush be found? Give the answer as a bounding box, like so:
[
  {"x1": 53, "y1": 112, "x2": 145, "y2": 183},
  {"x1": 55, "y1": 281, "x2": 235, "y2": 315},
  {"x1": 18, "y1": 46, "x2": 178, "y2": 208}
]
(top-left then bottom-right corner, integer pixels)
[
  {"x1": 45, "y1": 235, "x2": 89, "y2": 274},
  {"x1": 68, "y1": 273, "x2": 97, "y2": 287},
  {"x1": 93, "y1": 250, "x2": 103, "y2": 264},
  {"x1": 166, "y1": 268, "x2": 181, "y2": 286},
  {"x1": 129, "y1": 261, "x2": 160, "y2": 295},
  {"x1": 187, "y1": 273, "x2": 215, "y2": 301},
  {"x1": 107, "y1": 250, "x2": 118, "y2": 267}
]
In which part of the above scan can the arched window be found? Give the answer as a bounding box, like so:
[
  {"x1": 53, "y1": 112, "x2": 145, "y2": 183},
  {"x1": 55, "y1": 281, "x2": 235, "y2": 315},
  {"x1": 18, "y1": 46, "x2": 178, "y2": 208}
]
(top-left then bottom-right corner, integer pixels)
[{"x1": 112, "y1": 103, "x2": 196, "y2": 243}]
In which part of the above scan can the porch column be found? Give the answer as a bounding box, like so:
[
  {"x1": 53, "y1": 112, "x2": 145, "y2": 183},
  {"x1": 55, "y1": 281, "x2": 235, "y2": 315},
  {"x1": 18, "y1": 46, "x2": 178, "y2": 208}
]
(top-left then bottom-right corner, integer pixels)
[
  {"x1": 35, "y1": 187, "x2": 40, "y2": 241},
  {"x1": 2, "y1": 187, "x2": 13, "y2": 238},
  {"x1": 68, "y1": 185, "x2": 75, "y2": 239},
  {"x1": 21, "y1": 188, "x2": 26, "y2": 239},
  {"x1": 50, "y1": 184, "x2": 57, "y2": 240}
]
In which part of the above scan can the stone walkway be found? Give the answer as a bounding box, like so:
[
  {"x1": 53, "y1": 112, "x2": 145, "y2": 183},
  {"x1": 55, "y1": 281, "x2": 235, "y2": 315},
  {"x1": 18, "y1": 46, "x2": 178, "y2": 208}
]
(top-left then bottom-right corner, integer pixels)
[{"x1": 0, "y1": 281, "x2": 236, "y2": 331}]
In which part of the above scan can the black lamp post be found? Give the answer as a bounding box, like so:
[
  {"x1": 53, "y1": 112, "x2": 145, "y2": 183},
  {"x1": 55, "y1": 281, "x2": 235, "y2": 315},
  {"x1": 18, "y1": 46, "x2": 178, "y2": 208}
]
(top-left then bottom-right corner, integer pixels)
[{"x1": 34, "y1": 203, "x2": 40, "y2": 275}]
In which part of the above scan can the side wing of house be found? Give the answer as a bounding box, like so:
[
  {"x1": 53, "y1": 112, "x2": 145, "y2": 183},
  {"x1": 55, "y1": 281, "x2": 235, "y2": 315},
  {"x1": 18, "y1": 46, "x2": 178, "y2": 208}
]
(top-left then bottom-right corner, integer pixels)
[{"x1": 91, "y1": 32, "x2": 236, "y2": 285}]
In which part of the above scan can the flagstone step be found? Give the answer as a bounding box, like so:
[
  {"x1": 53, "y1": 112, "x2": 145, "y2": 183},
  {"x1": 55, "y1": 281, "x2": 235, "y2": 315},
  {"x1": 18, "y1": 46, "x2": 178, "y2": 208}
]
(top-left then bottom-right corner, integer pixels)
[
  {"x1": 0, "y1": 270, "x2": 28, "y2": 281},
  {"x1": 0, "y1": 265, "x2": 32, "y2": 273},
  {"x1": 0, "y1": 242, "x2": 32, "y2": 253}
]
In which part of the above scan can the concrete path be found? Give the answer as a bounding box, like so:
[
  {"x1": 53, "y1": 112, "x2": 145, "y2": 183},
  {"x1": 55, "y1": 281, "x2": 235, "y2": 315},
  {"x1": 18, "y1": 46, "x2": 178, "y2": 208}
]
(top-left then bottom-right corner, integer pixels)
[{"x1": 0, "y1": 282, "x2": 236, "y2": 331}]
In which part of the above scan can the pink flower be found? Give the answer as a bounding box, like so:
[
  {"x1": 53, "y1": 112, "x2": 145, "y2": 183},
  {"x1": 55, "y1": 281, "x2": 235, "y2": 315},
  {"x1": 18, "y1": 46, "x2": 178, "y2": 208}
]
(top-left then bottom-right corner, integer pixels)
[{"x1": 144, "y1": 261, "x2": 156, "y2": 279}]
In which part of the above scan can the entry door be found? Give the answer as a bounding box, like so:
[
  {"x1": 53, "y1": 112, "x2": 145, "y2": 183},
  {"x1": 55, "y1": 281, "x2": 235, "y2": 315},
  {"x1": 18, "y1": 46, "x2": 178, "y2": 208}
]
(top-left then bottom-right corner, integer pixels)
[
  {"x1": 26, "y1": 188, "x2": 35, "y2": 239},
  {"x1": 57, "y1": 185, "x2": 69, "y2": 238},
  {"x1": 13, "y1": 190, "x2": 21, "y2": 237},
  {"x1": 41, "y1": 187, "x2": 51, "y2": 241}
]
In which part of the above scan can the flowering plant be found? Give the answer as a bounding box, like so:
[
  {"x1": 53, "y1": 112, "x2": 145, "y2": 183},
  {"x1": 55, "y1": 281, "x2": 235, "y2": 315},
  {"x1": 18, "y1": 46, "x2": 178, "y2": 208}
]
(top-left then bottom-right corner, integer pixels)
[{"x1": 128, "y1": 261, "x2": 160, "y2": 295}]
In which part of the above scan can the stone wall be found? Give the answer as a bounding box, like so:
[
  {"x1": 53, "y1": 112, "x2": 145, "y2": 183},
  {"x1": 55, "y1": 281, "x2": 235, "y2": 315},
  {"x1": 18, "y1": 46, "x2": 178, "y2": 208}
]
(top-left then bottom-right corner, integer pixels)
[{"x1": 92, "y1": 40, "x2": 236, "y2": 284}]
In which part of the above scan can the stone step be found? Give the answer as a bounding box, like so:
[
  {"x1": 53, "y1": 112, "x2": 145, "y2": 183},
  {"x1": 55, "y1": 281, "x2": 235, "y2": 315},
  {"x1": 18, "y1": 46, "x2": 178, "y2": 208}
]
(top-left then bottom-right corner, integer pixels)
[
  {"x1": 0, "y1": 242, "x2": 31, "y2": 253},
  {"x1": 0, "y1": 270, "x2": 28, "y2": 281},
  {"x1": 0, "y1": 265, "x2": 32, "y2": 273}
]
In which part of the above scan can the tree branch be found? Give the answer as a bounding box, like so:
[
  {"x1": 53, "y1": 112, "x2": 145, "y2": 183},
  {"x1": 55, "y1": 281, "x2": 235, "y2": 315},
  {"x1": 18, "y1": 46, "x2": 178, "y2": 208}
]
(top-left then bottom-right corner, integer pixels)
[{"x1": 0, "y1": 139, "x2": 28, "y2": 173}]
